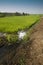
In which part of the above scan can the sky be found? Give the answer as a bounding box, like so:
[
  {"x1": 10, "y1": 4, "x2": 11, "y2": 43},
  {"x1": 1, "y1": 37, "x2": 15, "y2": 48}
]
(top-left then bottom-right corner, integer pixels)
[{"x1": 0, "y1": 0, "x2": 43, "y2": 14}]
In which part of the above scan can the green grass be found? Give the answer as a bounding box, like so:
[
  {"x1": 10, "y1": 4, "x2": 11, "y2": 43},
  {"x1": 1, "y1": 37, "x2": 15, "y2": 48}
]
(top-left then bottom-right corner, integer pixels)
[{"x1": 0, "y1": 15, "x2": 40, "y2": 33}]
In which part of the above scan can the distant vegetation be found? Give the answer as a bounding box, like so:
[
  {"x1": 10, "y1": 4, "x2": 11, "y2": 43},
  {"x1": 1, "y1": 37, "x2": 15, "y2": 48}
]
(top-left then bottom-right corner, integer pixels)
[{"x1": 0, "y1": 12, "x2": 29, "y2": 17}]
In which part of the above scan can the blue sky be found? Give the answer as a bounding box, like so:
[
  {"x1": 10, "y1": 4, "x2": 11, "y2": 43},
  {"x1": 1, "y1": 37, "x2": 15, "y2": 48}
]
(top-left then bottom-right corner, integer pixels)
[{"x1": 0, "y1": 0, "x2": 43, "y2": 14}]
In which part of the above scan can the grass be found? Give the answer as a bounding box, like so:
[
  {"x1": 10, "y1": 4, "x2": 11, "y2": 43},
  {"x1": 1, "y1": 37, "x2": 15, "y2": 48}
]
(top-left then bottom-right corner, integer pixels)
[
  {"x1": 0, "y1": 15, "x2": 40, "y2": 33},
  {"x1": 6, "y1": 34, "x2": 18, "y2": 44}
]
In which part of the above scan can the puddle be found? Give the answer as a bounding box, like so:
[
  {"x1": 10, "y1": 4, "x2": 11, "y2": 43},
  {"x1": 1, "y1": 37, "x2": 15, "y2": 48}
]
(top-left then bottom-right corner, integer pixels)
[{"x1": 18, "y1": 31, "x2": 26, "y2": 40}]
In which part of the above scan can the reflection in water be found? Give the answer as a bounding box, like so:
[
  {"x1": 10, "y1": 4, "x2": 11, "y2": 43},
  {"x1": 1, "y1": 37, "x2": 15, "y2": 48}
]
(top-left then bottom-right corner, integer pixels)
[{"x1": 18, "y1": 31, "x2": 26, "y2": 39}]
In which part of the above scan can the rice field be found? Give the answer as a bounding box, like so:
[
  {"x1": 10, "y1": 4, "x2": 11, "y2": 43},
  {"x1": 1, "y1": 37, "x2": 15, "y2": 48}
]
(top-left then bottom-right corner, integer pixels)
[{"x1": 0, "y1": 15, "x2": 40, "y2": 33}]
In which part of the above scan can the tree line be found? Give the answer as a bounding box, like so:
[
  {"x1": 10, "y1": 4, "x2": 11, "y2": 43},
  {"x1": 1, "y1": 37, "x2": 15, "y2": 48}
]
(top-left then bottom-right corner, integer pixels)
[{"x1": 0, "y1": 12, "x2": 29, "y2": 17}]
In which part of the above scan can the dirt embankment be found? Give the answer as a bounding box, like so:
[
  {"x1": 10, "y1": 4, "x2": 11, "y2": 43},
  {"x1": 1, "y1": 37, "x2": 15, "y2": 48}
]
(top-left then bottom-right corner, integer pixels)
[{"x1": 0, "y1": 17, "x2": 43, "y2": 65}]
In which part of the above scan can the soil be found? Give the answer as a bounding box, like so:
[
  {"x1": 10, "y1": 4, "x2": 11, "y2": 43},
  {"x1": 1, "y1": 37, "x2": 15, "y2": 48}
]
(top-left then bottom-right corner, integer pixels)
[{"x1": 0, "y1": 17, "x2": 43, "y2": 65}]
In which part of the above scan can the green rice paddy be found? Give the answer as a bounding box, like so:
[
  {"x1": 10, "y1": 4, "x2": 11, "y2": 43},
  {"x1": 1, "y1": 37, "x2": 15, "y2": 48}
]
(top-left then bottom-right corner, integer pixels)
[{"x1": 0, "y1": 15, "x2": 40, "y2": 33}]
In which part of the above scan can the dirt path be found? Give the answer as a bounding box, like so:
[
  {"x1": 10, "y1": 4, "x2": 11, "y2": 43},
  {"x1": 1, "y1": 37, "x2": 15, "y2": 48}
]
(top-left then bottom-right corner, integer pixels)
[{"x1": 27, "y1": 17, "x2": 43, "y2": 65}]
